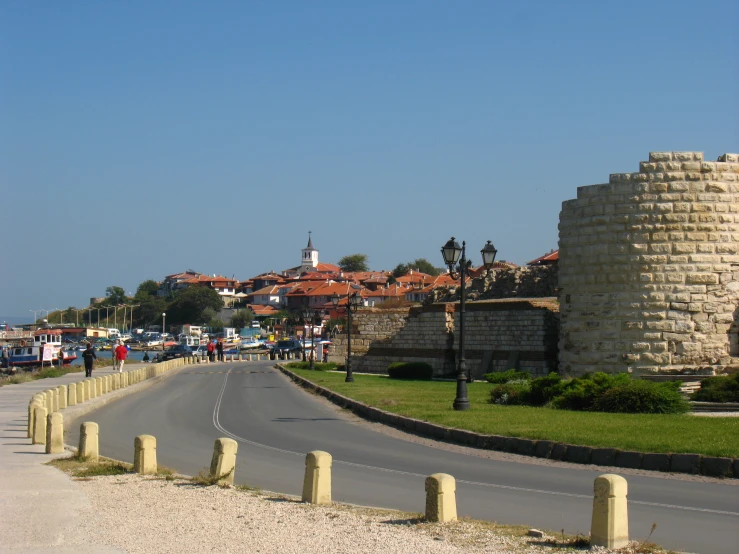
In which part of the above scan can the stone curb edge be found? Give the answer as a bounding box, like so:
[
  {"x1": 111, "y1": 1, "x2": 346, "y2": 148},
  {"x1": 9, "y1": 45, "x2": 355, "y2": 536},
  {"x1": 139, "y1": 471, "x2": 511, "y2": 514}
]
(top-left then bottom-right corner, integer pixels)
[{"x1": 277, "y1": 366, "x2": 739, "y2": 479}]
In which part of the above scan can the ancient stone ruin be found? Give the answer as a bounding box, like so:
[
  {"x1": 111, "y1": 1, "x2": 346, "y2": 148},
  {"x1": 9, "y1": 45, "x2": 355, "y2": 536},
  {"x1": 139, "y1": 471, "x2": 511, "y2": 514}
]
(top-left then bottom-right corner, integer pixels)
[{"x1": 558, "y1": 152, "x2": 739, "y2": 376}]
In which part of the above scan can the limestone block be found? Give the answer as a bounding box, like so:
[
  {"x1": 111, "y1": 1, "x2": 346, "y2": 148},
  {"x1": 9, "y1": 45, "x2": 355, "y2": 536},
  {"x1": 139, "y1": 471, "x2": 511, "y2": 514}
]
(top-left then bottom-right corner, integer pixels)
[
  {"x1": 52, "y1": 388, "x2": 59, "y2": 412},
  {"x1": 28, "y1": 400, "x2": 43, "y2": 438},
  {"x1": 79, "y1": 422, "x2": 99, "y2": 462},
  {"x1": 45, "y1": 412, "x2": 64, "y2": 454},
  {"x1": 67, "y1": 383, "x2": 77, "y2": 407},
  {"x1": 590, "y1": 474, "x2": 629, "y2": 549},
  {"x1": 95, "y1": 377, "x2": 103, "y2": 396},
  {"x1": 57, "y1": 385, "x2": 67, "y2": 410},
  {"x1": 44, "y1": 390, "x2": 53, "y2": 413},
  {"x1": 425, "y1": 473, "x2": 457, "y2": 523},
  {"x1": 86, "y1": 379, "x2": 94, "y2": 399},
  {"x1": 76, "y1": 381, "x2": 85, "y2": 403},
  {"x1": 210, "y1": 438, "x2": 238, "y2": 486},
  {"x1": 32, "y1": 406, "x2": 47, "y2": 445},
  {"x1": 134, "y1": 435, "x2": 157, "y2": 474},
  {"x1": 302, "y1": 450, "x2": 332, "y2": 505}
]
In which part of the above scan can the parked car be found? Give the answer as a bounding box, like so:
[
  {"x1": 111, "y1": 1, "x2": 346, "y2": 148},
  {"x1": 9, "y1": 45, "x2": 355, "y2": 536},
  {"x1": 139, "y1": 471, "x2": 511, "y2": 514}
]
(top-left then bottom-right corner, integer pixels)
[
  {"x1": 161, "y1": 344, "x2": 193, "y2": 361},
  {"x1": 268, "y1": 339, "x2": 303, "y2": 359}
]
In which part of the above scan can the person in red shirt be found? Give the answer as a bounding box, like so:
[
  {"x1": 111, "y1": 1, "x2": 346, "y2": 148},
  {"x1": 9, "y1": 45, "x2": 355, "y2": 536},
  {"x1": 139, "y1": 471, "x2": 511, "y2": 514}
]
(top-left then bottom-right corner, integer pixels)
[{"x1": 114, "y1": 342, "x2": 128, "y2": 373}]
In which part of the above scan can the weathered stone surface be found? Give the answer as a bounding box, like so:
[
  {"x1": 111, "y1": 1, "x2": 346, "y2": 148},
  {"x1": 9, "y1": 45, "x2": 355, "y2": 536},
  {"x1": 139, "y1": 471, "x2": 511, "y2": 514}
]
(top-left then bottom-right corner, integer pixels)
[
  {"x1": 302, "y1": 450, "x2": 332, "y2": 505},
  {"x1": 535, "y1": 440, "x2": 554, "y2": 459},
  {"x1": 700, "y1": 456, "x2": 734, "y2": 478},
  {"x1": 614, "y1": 451, "x2": 642, "y2": 469},
  {"x1": 734, "y1": 459, "x2": 739, "y2": 479},
  {"x1": 515, "y1": 439, "x2": 537, "y2": 457},
  {"x1": 564, "y1": 445, "x2": 592, "y2": 465},
  {"x1": 590, "y1": 474, "x2": 629, "y2": 549},
  {"x1": 425, "y1": 473, "x2": 457, "y2": 523},
  {"x1": 550, "y1": 443, "x2": 568, "y2": 461},
  {"x1": 591, "y1": 448, "x2": 618, "y2": 467},
  {"x1": 641, "y1": 453, "x2": 670, "y2": 472},
  {"x1": 670, "y1": 453, "x2": 701, "y2": 474}
]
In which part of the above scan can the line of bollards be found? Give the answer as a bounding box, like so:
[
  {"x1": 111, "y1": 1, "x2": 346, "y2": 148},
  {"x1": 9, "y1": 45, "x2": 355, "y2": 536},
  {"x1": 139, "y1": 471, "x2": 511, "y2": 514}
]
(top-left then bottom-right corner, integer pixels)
[{"x1": 72, "y1": 423, "x2": 631, "y2": 547}]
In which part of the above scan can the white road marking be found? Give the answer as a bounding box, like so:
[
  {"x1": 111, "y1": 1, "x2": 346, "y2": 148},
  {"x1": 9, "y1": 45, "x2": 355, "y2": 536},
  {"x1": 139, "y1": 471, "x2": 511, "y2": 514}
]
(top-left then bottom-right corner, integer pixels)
[{"x1": 210, "y1": 368, "x2": 739, "y2": 518}]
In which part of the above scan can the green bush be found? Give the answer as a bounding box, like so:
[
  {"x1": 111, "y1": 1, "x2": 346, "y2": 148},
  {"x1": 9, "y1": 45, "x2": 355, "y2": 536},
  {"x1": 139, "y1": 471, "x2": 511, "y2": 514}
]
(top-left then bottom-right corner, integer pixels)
[
  {"x1": 594, "y1": 380, "x2": 690, "y2": 414},
  {"x1": 528, "y1": 372, "x2": 565, "y2": 406},
  {"x1": 284, "y1": 361, "x2": 337, "y2": 371},
  {"x1": 484, "y1": 369, "x2": 531, "y2": 384},
  {"x1": 387, "y1": 362, "x2": 433, "y2": 380},
  {"x1": 691, "y1": 373, "x2": 739, "y2": 403},
  {"x1": 490, "y1": 381, "x2": 532, "y2": 405},
  {"x1": 551, "y1": 372, "x2": 631, "y2": 411}
]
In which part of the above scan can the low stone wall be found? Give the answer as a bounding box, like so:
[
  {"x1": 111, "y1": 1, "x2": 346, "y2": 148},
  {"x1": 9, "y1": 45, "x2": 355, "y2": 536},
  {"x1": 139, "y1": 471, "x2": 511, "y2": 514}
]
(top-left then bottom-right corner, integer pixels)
[{"x1": 331, "y1": 299, "x2": 559, "y2": 378}]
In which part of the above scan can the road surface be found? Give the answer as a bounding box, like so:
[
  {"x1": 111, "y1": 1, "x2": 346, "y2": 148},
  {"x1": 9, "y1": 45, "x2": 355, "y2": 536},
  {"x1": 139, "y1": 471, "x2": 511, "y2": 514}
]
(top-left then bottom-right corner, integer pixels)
[{"x1": 67, "y1": 361, "x2": 738, "y2": 554}]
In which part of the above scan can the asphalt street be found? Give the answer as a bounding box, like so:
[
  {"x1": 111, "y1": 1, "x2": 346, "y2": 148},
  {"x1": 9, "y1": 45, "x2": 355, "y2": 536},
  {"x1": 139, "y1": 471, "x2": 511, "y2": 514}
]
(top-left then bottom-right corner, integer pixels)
[{"x1": 67, "y1": 361, "x2": 739, "y2": 554}]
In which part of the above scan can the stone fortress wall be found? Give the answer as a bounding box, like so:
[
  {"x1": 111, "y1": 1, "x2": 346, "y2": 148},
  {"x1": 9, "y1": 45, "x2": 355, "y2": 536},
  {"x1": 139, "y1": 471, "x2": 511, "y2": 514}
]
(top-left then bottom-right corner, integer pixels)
[
  {"x1": 330, "y1": 300, "x2": 559, "y2": 378},
  {"x1": 558, "y1": 152, "x2": 739, "y2": 376}
]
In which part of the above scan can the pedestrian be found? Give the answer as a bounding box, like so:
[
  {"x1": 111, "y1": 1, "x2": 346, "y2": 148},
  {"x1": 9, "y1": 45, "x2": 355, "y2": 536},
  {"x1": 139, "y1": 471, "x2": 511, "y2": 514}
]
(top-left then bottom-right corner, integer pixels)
[
  {"x1": 114, "y1": 341, "x2": 128, "y2": 373},
  {"x1": 143, "y1": 351, "x2": 150, "y2": 362},
  {"x1": 82, "y1": 342, "x2": 96, "y2": 378},
  {"x1": 207, "y1": 340, "x2": 215, "y2": 362},
  {"x1": 112, "y1": 339, "x2": 121, "y2": 371},
  {"x1": 322, "y1": 344, "x2": 329, "y2": 364},
  {"x1": 216, "y1": 338, "x2": 224, "y2": 362}
]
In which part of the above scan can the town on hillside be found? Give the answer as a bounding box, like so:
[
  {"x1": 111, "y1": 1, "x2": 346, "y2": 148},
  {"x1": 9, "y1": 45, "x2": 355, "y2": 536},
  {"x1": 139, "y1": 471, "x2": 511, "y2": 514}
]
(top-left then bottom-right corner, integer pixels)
[{"x1": 0, "y1": 234, "x2": 557, "y2": 370}]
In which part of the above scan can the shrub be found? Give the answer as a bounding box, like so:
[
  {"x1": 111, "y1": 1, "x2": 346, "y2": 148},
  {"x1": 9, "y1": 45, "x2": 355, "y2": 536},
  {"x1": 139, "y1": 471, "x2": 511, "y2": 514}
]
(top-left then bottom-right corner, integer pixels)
[
  {"x1": 594, "y1": 380, "x2": 690, "y2": 414},
  {"x1": 490, "y1": 382, "x2": 532, "y2": 405},
  {"x1": 552, "y1": 372, "x2": 631, "y2": 411},
  {"x1": 284, "y1": 361, "x2": 337, "y2": 372},
  {"x1": 484, "y1": 369, "x2": 531, "y2": 384},
  {"x1": 387, "y1": 362, "x2": 433, "y2": 380},
  {"x1": 528, "y1": 372, "x2": 565, "y2": 406},
  {"x1": 691, "y1": 373, "x2": 739, "y2": 403}
]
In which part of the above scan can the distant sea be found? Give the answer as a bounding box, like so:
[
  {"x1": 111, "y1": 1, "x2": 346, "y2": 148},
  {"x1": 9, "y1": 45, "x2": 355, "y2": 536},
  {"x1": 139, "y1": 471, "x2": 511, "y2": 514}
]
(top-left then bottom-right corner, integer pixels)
[{"x1": 0, "y1": 316, "x2": 29, "y2": 326}]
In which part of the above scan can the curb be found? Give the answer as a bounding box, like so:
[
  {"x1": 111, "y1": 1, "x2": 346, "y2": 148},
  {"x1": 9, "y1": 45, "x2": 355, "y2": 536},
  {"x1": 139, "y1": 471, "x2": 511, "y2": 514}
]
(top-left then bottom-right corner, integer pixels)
[{"x1": 277, "y1": 366, "x2": 739, "y2": 479}]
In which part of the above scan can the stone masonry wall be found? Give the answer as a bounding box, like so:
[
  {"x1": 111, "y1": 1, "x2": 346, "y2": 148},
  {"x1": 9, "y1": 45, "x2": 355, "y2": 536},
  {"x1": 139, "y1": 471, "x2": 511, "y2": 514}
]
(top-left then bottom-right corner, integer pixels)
[
  {"x1": 559, "y1": 152, "x2": 739, "y2": 376},
  {"x1": 331, "y1": 299, "x2": 559, "y2": 378}
]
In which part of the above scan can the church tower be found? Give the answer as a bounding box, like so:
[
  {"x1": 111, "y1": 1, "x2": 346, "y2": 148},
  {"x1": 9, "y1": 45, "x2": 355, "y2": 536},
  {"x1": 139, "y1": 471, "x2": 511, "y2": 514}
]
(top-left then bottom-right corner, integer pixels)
[{"x1": 300, "y1": 231, "x2": 319, "y2": 273}]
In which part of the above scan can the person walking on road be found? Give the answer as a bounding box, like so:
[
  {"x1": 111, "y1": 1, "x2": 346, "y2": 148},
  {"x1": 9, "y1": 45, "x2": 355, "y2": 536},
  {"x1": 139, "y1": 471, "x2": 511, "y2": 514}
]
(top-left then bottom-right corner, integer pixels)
[
  {"x1": 207, "y1": 340, "x2": 215, "y2": 363},
  {"x1": 114, "y1": 341, "x2": 128, "y2": 373},
  {"x1": 112, "y1": 340, "x2": 121, "y2": 371},
  {"x1": 82, "y1": 343, "x2": 96, "y2": 377},
  {"x1": 216, "y1": 338, "x2": 224, "y2": 362},
  {"x1": 322, "y1": 344, "x2": 329, "y2": 364}
]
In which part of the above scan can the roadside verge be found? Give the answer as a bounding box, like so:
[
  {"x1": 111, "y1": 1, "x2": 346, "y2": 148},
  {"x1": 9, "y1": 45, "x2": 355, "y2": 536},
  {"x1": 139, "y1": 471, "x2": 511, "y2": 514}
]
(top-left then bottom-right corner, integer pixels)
[{"x1": 277, "y1": 365, "x2": 739, "y2": 479}]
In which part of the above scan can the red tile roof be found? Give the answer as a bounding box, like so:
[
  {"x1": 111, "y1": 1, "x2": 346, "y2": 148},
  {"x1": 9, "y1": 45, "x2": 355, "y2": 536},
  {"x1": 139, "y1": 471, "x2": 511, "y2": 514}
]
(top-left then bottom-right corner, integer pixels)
[{"x1": 527, "y1": 250, "x2": 559, "y2": 265}]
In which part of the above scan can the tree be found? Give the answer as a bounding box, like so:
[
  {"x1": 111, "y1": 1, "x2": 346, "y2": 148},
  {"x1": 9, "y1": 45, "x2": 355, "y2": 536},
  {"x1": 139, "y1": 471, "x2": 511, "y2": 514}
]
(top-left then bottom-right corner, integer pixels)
[
  {"x1": 410, "y1": 258, "x2": 440, "y2": 276},
  {"x1": 230, "y1": 308, "x2": 255, "y2": 329},
  {"x1": 338, "y1": 253, "x2": 369, "y2": 272},
  {"x1": 105, "y1": 286, "x2": 128, "y2": 305},
  {"x1": 135, "y1": 280, "x2": 160, "y2": 300},
  {"x1": 133, "y1": 296, "x2": 168, "y2": 328},
  {"x1": 167, "y1": 286, "x2": 224, "y2": 325},
  {"x1": 392, "y1": 263, "x2": 409, "y2": 278}
]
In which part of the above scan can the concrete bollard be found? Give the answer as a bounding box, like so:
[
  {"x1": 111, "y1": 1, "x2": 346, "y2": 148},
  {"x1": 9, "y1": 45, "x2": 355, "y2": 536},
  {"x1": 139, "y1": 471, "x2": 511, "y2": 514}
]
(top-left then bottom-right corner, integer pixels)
[
  {"x1": 101, "y1": 375, "x2": 108, "y2": 394},
  {"x1": 210, "y1": 438, "x2": 238, "y2": 485},
  {"x1": 68, "y1": 383, "x2": 77, "y2": 407},
  {"x1": 79, "y1": 422, "x2": 99, "y2": 461},
  {"x1": 96, "y1": 376, "x2": 103, "y2": 396},
  {"x1": 32, "y1": 405, "x2": 48, "y2": 445},
  {"x1": 76, "y1": 381, "x2": 85, "y2": 403},
  {"x1": 52, "y1": 388, "x2": 59, "y2": 412},
  {"x1": 45, "y1": 412, "x2": 64, "y2": 454},
  {"x1": 28, "y1": 399, "x2": 43, "y2": 438},
  {"x1": 591, "y1": 474, "x2": 629, "y2": 549},
  {"x1": 425, "y1": 473, "x2": 457, "y2": 523},
  {"x1": 57, "y1": 385, "x2": 67, "y2": 410},
  {"x1": 134, "y1": 435, "x2": 157, "y2": 474},
  {"x1": 112, "y1": 373, "x2": 119, "y2": 390},
  {"x1": 302, "y1": 451, "x2": 332, "y2": 505},
  {"x1": 85, "y1": 379, "x2": 93, "y2": 399},
  {"x1": 44, "y1": 390, "x2": 53, "y2": 413}
]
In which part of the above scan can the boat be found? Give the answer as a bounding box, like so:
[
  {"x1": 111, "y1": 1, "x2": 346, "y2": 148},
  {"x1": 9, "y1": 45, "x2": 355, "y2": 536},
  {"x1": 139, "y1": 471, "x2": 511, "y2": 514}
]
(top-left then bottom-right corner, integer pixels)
[
  {"x1": 5, "y1": 329, "x2": 77, "y2": 368},
  {"x1": 239, "y1": 338, "x2": 266, "y2": 350}
]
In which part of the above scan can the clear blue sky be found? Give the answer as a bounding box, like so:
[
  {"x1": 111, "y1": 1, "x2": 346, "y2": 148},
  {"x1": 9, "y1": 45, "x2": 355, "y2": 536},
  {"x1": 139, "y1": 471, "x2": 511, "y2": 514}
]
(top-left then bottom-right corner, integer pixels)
[{"x1": 2, "y1": 0, "x2": 737, "y2": 321}]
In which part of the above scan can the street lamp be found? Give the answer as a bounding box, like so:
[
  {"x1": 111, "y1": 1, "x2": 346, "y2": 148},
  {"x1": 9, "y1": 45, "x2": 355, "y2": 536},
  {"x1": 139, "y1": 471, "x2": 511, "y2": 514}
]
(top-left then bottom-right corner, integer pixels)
[
  {"x1": 162, "y1": 312, "x2": 166, "y2": 338},
  {"x1": 441, "y1": 237, "x2": 497, "y2": 411},
  {"x1": 331, "y1": 291, "x2": 363, "y2": 382},
  {"x1": 302, "y1": 306, "x2": 319, "y2": 370}
]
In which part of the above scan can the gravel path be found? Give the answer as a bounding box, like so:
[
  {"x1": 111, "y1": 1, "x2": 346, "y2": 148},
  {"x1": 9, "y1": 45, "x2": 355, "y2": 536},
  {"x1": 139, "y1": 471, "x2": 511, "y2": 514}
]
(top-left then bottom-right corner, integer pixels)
[{"x1": 65, "y1": 472, "x2": 654, "y2": 554}]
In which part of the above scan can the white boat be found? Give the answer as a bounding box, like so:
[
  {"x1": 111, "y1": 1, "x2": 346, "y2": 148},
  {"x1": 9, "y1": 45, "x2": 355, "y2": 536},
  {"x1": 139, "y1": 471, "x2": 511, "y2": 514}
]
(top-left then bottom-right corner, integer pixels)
[{"x1": 5, "y1": 329, "x2": 77, "y2": 368}]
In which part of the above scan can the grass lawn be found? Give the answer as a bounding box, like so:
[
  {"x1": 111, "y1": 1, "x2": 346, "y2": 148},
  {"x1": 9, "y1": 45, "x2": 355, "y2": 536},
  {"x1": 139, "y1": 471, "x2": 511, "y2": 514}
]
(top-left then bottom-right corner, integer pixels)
[{"x1": 291, "y1": 369, "x2": 739, "y2": 458}]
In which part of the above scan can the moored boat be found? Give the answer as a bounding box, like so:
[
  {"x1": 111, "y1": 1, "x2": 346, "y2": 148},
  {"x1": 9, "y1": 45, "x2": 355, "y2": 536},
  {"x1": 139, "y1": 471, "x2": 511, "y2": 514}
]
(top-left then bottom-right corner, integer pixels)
[{"x1": 5, "y1": 329, "x2": 77, "y2": 368}]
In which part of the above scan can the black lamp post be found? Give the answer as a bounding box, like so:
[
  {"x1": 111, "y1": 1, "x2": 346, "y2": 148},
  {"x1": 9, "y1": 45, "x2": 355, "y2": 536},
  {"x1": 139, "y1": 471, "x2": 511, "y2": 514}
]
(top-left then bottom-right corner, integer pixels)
[
  {"x1": 331, "y1": 291, "x2": 363, "y2": 382},
  {"x1": 301, "y1": 311, "x2": 307, "y2": 362},
  {"x1": 441, "y1": 237, "x2": 497, "y2": 411},
  {"x1": 303, "y1": 307, "x2": 318, "y2": 370}
]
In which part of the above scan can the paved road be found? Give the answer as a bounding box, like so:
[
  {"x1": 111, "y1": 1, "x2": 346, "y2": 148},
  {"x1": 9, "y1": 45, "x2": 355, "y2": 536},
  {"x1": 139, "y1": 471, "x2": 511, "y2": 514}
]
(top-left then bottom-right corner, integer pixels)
[{"x1": 67, "y1": 361, "x2": 739, "y2": 554}]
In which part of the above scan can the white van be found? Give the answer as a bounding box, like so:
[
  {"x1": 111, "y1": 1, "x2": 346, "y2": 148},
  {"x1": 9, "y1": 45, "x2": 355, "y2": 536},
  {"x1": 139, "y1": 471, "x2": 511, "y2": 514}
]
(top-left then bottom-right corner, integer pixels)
[{"x1": 108, "y1": 329, "x2": 120, "y2": 339}]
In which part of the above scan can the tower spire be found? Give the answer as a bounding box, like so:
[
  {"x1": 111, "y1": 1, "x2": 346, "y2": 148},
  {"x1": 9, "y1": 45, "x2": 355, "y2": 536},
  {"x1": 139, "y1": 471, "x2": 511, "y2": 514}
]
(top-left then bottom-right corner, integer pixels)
[{"x1": 307, "y1": 230, "x2": 313, "y2": 249}]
